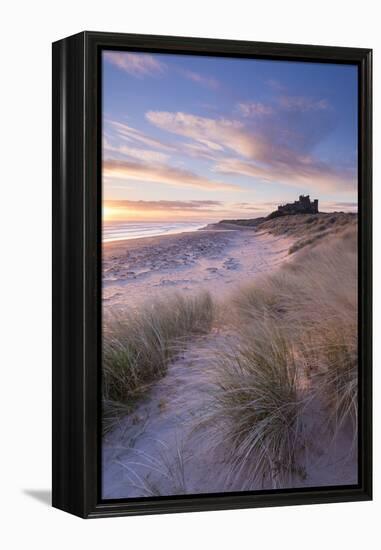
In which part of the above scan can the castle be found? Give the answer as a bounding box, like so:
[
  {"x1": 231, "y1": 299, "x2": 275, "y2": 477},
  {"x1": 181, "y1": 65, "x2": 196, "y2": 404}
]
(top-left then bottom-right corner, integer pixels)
[{"x1": 272, "y1": 195, "x2": 319, "y2": 217}]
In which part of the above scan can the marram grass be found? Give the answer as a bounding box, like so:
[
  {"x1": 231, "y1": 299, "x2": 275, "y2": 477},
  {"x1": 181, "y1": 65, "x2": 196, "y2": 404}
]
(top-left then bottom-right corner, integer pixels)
[{"x1": 102, "y1": 291, "x2": 214, "y2": 432}]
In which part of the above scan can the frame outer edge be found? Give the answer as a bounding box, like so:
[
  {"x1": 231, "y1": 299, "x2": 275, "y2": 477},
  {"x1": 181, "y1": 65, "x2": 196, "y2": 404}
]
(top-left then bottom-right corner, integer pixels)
[
  {"x1": 53, "y1": 32, "x2": 373, "y2": 518},
  {"x1": 52, "y1": 37, "x2": 65, "y2": 512},
  {"x1": 359, "y1": 49, "x2": 373, "y2": 499},
  {"x1": 52, "y1": 32, "x2": 88, "y2": 518}
]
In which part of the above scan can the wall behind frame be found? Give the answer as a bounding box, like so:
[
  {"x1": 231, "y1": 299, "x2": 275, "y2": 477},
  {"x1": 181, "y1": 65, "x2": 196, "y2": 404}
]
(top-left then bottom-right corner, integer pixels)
[{"x1": 1, "y1": 0, "x2": 378, "y2": 548}]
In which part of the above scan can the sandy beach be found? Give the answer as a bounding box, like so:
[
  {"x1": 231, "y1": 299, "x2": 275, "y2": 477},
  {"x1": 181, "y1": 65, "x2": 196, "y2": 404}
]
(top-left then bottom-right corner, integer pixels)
[
  {"x1": 103, "y1": 226, "x2": 297, "y2": 498},
  {"x1": 103, "y1": 227, "x2": 293, "y2": 313},
  {"x1": 102, "y1": 220, "x2": 357, "y2": 498}
]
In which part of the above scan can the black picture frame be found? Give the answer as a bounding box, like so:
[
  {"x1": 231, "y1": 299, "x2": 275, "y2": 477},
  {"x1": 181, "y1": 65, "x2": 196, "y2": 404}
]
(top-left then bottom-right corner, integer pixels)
[{"x1": 52, "y1": 31, "x2": 372, "y2": 519}]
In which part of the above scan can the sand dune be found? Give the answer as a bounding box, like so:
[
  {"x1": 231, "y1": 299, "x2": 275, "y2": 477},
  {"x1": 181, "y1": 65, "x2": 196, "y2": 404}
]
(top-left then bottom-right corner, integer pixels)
[{"x1": 102, "y1": 219, "x2": 358, "y2": 498}]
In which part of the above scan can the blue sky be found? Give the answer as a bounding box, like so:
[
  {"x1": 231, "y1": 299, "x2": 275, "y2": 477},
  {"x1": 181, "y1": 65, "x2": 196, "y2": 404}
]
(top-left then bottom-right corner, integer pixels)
[{"x1": 102, "y1": 50, "x2": 358, "y2": 221}]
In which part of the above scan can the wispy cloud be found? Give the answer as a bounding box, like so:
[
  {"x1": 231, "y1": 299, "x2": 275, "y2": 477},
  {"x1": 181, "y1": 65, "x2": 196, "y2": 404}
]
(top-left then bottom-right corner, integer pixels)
[
  {"x1": 233, "y1": 202, "x2": 266, "y2": 211},
  {"x1": 105, "y1": 199, "x2": 223, "y2": 211},
  {"x1": 182, "y1": 142, "x2": 221, "y2": 161},
  {"x1": 278, "y1": 96, "x2": 330, "y2": 112},
  {"x1": 146, "y1": 109, "x2": 355, "y2": 193},
  {"x1": 103, "y1": 159, "x2": 240, "y2": 191},
  {"x1": 103, "y1": 137, "x2": 170, "y2": 164},
  {"x1": 237, "y1": 102, "x2": 274, "y2": 117},
  {"x1": 146, "y1": 111, "x2": 263, "y2": 157},
  {"x1": 214, "y1": 157, "x2": 355, "y2": 193},
  {"x1": 103, "y1": 198, "x2": 265, "y2": 221},
  {"x1": 266, "y1": 78, "x2": 287, "y2": 92},
  {"x1": 109, "y1": 121, "x2": 174, "y2": 151},
  {"x1": 180, "y1": 70, "x2": 220, "y2": 90},
  {"x1": 330, "y1": 201, "x2": 358, "y2": 208},
  {"x1": 103, "y1": 51, "x2": 166, "y2": 77},
  {"x1": 321, "y1": 201, "x2": 358, "y2": 212}
]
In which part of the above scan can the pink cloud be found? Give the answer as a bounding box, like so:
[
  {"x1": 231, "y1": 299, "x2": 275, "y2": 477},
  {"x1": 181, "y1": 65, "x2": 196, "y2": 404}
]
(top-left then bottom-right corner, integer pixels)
[
  {"x1": 278, "y1": 96, "x2": 330, "y2": 112},
  {"x1": 104, "y1": 199, "x2": 265, "y2": 221},
  {"x1": 214, "y1": 157, "x2": 356, "y2": 193},
  {"x1": 320, "y1": 201, "x2": 358, "y2": 212},
  {"x1": 103, "y1": 158, "x2": 240, "y2": 192},
  {"x1": 266, "y1": 79, "x2": 287, "y2": 92},
  {"x1": 145, "y1": 109, "x2": 354, "y2": 194},
  {"x1": 109, "y1": 121, "x2": 174, "y2": 151},
  {"x1": 146, "y1": 111, "x2": 267, "y2": 158},
  {"x1": 181, "y1": 70, "x2": 220, "y2": 90},
  {"x1": 182, "y1": 142, "x2": 221, "y2": 161},
  {"x1": 105, "y1": 199, "x2": 223, "y2": 211},
  {"x1": 237, "y1": 102, "x2": 274, "y2": 117},
  {"x1": 103, "y1": 51, "x2": 166, "y2": 77},
  {"x1": 103, "y1": 137, "x2": 170, "y2": 164}
]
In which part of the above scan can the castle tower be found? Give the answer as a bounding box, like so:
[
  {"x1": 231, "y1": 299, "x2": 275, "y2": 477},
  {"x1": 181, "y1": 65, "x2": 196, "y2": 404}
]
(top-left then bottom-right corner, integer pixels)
[{"x1": 299, "y1": 195, "x2": 311, "y2": 209}]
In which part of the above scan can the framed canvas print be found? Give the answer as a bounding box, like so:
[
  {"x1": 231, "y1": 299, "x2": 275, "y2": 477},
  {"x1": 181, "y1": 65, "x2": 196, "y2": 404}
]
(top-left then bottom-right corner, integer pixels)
[{"x1": 52, "y1": 32, "x2": 372, "y2": 518}]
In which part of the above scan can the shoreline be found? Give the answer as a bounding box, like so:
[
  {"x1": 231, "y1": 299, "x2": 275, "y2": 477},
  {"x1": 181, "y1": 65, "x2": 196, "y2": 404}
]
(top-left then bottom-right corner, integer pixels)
[
  {"x1": 102, "y1": 223, "x2": 245, "y2": 247},
  {"x1": 103, "y1": 222, "x2": 210, "y2": 244},
  {"x1": 103, "y1": 226, "x2": 212, "y2": 250},
  {"x1": 102, "y1": 228, "x2": 293, "y2": 312}
]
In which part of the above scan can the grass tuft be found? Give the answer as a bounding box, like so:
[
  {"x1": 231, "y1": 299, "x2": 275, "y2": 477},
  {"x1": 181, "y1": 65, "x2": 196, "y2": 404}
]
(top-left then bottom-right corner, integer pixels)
[
  {"x1": 202, "y1": 323, "x2": 306, "y2": 489},
  {"x1": 103, "y1": 291, "x2": 214, "y2": 432}
]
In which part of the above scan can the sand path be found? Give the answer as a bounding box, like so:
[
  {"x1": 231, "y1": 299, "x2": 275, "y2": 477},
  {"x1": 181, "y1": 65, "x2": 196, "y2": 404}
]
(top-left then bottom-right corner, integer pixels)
[
  {"x1": 102, "y1": 229, "x2": 293, "y2": 498},
  {"x1": 102, "y1": 333, "x2": 237, "y2": 498}
]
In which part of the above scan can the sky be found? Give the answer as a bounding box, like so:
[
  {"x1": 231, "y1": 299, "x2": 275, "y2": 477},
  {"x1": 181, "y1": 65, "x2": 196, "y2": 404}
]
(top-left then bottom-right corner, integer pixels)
[{"x1": 102, "y1": 50, "x2": 358, "y2": 222}]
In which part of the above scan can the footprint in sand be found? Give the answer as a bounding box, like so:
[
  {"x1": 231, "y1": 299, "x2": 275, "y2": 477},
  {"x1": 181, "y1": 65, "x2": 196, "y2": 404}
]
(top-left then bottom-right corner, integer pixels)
[
  {"x1": 223, "y1": 257, "x2": 240, "y2": 270},
  {"x1": 158, "y1": 279, "x2": 177, "y2": 286}
]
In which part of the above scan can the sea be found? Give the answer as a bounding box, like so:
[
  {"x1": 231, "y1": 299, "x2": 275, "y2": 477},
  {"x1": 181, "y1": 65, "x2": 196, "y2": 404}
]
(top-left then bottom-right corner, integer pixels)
[{"x1": 103, "y1": 221, "x2": 209, "y2": 242}]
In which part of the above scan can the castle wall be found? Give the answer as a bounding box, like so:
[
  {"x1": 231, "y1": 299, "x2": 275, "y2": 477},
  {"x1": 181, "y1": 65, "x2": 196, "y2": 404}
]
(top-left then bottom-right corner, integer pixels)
[{"x1": 276, "y1": 195, "x2": 319, "y2": 215}]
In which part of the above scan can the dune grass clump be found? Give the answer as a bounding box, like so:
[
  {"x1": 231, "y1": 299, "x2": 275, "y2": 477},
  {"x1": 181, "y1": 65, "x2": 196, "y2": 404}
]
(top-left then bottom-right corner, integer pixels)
[
  {"x1": 103, "y1": 291, "x2": 214, "y2": 432},
  {"x1": 256, "y1": 212, "x2": 357, "y2": 255},
  {"x1": 251, "y1": 231, "x2": 356, "y2": 411},
  {"x1": 308, "y1": 320, "x2": 358, "y2": 434},
  {"x1": 205, "y1": 324, "x2": 305, "y2": 488},
  {"x1": 203, "y1": 227, "x2": 358, "y2": 485},
  {"x1": 282, "y1": 229, "x2": 358, "y2": 437}
]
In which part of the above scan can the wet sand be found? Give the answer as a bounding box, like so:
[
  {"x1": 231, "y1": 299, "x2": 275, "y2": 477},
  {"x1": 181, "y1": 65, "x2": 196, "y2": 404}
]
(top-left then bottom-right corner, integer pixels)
[{"x1": 103, "y1": 228, "x2": 293, "y2": 313}]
